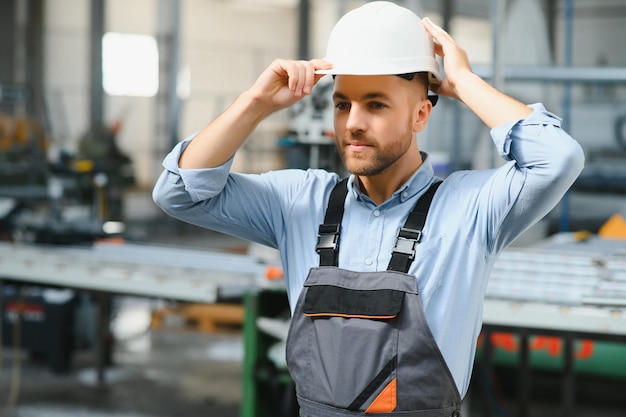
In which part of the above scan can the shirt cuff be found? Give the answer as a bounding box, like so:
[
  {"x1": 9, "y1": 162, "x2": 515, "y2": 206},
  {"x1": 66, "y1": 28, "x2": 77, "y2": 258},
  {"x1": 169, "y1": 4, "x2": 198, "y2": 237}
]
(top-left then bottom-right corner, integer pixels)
[
  {"x1": 491, "y1": 103, "x2": 563, "y2": 161},
  {"x1": 161, "y1": 132, "x2": 234, "y2": 202}
]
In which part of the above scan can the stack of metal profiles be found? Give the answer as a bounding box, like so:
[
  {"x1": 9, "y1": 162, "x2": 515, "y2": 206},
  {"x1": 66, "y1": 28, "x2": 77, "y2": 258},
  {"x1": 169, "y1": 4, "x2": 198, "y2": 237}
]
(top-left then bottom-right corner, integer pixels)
[
  {"x1": 0, "y1": 241, "x2": 268, "y2": 303},
  {"x1": 483, "y1": 236, "x2": 626, "y2": 379},
  {"x1": 487, "y1": 237, "x2": 626, "y2": 307}
]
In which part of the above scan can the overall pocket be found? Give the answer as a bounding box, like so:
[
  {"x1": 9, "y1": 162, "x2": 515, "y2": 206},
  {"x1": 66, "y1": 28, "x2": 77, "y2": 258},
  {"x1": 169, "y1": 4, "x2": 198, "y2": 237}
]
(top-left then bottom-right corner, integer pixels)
[{"x1": 301, "y1": 283, "x2": 403, "y2": 412}]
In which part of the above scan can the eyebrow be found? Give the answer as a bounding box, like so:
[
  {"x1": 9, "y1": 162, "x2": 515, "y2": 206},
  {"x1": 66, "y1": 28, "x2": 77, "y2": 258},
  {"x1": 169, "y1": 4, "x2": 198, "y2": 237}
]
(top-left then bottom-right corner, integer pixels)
[{"x1": 332, "y1": 92, "x2": 392, "y2": 101}]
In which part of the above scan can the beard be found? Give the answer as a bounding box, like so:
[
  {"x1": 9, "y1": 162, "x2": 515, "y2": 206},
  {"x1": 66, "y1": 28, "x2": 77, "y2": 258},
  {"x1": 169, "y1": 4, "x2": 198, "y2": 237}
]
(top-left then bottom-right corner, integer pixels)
[{"x1": 337, "y1": 132, "x2": 413, "y2": 177}]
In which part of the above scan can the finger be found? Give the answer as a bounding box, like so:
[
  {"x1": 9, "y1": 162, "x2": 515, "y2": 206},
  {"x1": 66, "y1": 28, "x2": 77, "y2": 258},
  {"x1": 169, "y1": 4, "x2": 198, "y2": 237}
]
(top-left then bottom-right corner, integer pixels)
[
  {"x1": 279, "y1": 60, "x2": 297, "y2": 92},
  {"x1": 285, "y1": 60, "x2": 307, "y2": 96},
  {"x1": 298, "y1": 60, "x2": 324, "y2": 95},
  {"x1": 303, "y1": 63, "x2": 317, "y2": 95},
  {"x1": 310, "y1": 58, "x2": 333, "y2": 71},
  {"x1": 432, "y1": 42, "x2": 444, "y2": 59},
  {"x1": 312, "y1": 58, "x2": 333, "y2": 81},
  {"x1": 294, "y1": 62, "x2": 307, "y2": 96},
  {"x1": 422, "y1": 17, "x2": 455, "y2": 46},
  {"x1": 421, "y1": 17, "x2": 438, "y2": 39}
]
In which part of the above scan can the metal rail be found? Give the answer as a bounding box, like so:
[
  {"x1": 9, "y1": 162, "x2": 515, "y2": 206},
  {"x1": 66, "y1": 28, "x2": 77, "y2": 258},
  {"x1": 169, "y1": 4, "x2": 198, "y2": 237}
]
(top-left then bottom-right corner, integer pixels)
[
  {"x1": 0, "y1": 241, "x2": 267, "y2": 303},
  {"x1": 473, "y1": 65, "x2": 626, "y2": 84},
  {"x1": 483, "y1": 299, "x2": 626, "y2": 337}
]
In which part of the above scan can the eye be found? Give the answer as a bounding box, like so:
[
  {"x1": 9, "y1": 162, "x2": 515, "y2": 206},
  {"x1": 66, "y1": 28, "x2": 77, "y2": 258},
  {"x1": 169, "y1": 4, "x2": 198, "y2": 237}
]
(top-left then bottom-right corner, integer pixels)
[
  {"x1": 334, "y1": 101, "x2": 350, "y2": 111},
  {"x1": 369, "y1": 102, "x2": 387, "y2": 110}
]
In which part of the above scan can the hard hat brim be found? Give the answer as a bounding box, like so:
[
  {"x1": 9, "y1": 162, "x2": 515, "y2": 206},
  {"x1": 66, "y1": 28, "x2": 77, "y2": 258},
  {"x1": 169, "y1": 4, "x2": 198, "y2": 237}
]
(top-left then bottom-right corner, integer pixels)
[{"x1": 315, "y1": 57, "x2": 441, "y2": 84}]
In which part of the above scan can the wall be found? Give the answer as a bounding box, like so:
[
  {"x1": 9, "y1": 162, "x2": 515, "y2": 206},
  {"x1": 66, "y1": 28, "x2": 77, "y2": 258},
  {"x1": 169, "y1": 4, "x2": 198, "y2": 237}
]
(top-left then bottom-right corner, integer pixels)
[
  {"x1": 179, "y1": 0, "x2": 297, "y2": 175},
  {"x1": 42, "y1": 0, "x2": 298, "y2": 188},
  {"x1": 43, "y1": 0, "x2": 90, "y2": 152},
  {"x1": 39, "y1": 0, "x2": 626, "y2": 187},
  {"x1": 552, "y1": 0, "x2": 626, "y2": 153},
  {"x1": 0, "y1": 1, "x2": 16, "y2": 83}
]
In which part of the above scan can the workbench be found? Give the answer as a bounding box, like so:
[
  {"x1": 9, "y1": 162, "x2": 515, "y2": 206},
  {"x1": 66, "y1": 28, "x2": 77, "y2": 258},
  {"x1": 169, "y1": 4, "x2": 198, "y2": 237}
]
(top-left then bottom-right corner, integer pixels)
[
  {"x1": 0, "y1": 240, "x2": 269, "y2": 383},
  {"x1": 481, "y1": 236, "x2": 626, "y2": 417}
]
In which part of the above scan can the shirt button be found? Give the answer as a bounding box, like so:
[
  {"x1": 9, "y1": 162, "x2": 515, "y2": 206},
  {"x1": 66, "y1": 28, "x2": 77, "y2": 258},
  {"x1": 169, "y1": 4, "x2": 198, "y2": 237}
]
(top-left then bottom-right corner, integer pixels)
[
  {"x1": 373, "y1": 210, "x2": 380, "y2": 217},
  {"x1": 402, "y1": 192, "x2": 408, "y2": 198},
  {"x1": 365, "y1": 258, "x2": 373, "y2": 266}
]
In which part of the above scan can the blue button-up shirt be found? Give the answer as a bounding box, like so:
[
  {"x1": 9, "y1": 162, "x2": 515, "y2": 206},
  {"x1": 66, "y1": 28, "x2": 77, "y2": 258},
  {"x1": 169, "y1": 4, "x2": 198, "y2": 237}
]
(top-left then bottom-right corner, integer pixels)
[{"x1": 153, "y1": 103, "x2": 584, "y2": 397}]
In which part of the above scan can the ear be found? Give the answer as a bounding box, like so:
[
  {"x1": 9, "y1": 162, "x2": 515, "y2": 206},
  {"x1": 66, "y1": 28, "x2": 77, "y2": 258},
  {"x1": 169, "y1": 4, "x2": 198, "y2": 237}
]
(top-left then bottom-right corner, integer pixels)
[{"x1": 412, "y1": 99, "x2": 432, "y2": 133}]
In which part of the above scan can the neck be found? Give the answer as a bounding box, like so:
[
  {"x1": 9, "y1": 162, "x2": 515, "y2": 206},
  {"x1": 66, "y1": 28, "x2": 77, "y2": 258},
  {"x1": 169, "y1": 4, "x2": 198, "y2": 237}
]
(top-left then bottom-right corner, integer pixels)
[{"x1": 357, "y1": 150, "x2": 423, "y2": 205}]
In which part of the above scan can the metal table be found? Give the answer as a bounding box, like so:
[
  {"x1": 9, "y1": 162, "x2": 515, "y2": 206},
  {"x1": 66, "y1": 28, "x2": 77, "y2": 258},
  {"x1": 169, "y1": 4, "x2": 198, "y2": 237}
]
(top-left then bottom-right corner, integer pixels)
[
  {"x1": 482, "y1": 236, "x2": 626, "y2": 417},
  {"x1": 0, "y1": 240, "x2": 269, "y2": 384}
]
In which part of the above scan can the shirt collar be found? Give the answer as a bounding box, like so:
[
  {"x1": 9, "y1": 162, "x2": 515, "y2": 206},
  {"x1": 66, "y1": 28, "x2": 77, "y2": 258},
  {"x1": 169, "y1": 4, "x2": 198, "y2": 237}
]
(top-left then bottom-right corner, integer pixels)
[{"x1": 347, "y1": 151, "x2": 435, "y2": 205}]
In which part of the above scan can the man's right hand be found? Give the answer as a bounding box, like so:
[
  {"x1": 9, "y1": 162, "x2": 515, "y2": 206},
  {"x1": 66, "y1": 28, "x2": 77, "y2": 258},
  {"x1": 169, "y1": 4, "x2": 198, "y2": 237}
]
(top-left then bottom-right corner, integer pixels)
[
  {"x1": 179, "y1": 58, "x2": 332, "y2": 169},
  {"x1": 248, "y1": 59, "x2": 332, "y2": 113}
]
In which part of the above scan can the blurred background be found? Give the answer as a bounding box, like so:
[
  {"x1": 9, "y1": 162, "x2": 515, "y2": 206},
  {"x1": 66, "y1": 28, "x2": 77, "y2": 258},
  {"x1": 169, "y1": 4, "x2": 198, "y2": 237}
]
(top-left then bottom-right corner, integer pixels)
[{"x1": 1, "y1": 1, "x2": 626, "y2": 417}]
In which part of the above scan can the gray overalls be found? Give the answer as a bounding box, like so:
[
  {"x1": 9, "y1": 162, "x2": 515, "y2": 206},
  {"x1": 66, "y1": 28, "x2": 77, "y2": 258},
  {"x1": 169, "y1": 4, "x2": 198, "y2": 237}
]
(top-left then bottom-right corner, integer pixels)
[{"x1": 286, "y1": 179, "x2": 463, "y2": 416}]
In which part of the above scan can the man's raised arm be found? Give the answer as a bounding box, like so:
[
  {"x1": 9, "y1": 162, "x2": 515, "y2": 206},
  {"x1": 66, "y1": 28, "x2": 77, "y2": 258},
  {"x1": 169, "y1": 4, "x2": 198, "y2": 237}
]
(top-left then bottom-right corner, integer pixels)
[{"x1": 178, "y1": 58, "x2": 331, "y2": 169}]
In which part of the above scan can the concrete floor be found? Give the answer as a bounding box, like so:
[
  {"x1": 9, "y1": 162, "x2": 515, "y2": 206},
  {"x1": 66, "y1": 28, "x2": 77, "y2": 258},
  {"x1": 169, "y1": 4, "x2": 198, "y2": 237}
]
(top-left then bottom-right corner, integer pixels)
[
  {"x1": 1, "y1": 205, "x2": 250, "y2": 417},
  {"x1": 0, "y1": 304, "x2": 243, "y2": 417}
]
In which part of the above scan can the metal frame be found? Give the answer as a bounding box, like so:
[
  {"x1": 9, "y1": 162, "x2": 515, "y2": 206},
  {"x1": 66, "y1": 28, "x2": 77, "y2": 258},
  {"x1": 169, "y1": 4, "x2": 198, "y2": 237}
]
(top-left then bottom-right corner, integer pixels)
[
  {"x1": 473, "y1": 65, "x2": 626, "y2": 84},
  {"x1": 481, "y1": 315, "x2": 626, "y2": 417},
  {"x1": 0, "y1": 241, "x2": 266, "y2": 303}
]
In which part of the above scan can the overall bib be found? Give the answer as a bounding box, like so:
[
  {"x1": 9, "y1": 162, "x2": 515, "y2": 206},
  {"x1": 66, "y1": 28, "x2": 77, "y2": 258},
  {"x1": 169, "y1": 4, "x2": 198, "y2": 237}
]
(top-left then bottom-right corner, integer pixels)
[{"x1": 286, "y1": 179, "x2": 463, "y2": 417}]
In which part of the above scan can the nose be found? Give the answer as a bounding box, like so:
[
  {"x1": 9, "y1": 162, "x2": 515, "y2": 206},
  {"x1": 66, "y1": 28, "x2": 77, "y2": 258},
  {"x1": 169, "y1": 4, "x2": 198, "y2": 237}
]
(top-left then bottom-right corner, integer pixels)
[{"x1": 345, "y1": 104, "x2": 367, "y2": 133}]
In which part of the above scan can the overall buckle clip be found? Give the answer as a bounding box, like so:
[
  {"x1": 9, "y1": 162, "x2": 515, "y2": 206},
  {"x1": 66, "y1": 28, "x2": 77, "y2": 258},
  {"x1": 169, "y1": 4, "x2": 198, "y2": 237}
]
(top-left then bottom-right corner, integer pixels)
[
  {"x1": 392, "y1": 227, "x2": 422, "y2": 259},
  {"x1": 316, "y1": 223, "x2": 340, "y2": 253}
]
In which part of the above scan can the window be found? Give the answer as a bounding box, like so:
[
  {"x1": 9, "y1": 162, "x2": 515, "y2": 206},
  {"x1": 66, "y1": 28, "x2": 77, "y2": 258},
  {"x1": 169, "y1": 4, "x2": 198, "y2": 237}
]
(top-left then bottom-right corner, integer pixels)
[{"x1": 102, "y1": 32, "x2": 159, "y2": 97}]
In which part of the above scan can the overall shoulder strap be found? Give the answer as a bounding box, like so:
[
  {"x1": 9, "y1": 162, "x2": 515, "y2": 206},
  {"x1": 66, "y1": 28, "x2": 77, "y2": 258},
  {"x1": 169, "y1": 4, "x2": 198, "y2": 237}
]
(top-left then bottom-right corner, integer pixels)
[
  {"x1": 387, "y1": 181, "x2": 443, "y2": 273},
  {"x1": 316, "y1": 178, "x2": 349, "y2": 267}
]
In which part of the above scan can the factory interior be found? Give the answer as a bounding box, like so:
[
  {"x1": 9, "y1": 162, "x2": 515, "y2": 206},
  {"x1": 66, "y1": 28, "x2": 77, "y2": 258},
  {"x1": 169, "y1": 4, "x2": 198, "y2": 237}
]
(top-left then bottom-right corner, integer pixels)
[{"x1": 1, "y1": 0, "x2": 626, "y2": 416}]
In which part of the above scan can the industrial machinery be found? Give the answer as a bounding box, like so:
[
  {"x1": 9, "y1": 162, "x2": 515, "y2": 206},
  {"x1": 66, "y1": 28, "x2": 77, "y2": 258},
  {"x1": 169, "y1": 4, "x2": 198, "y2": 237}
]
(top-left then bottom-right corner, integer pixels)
[
  {"x1": 0, "y1": 83, "x2": 132, "y2": 244},
  {"x1": 0, "y1": 83, "x2": 132, "y2": 376},
  {"x1": 281, "y1": 77, "x2": 343, "y2": 172}
]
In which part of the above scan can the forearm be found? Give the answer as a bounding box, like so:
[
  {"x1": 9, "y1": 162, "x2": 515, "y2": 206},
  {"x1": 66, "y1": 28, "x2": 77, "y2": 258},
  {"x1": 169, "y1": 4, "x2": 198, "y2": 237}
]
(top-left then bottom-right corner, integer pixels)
[
  {"x1": 455, "y1": 72, "x2": 533, "y2": 129},
  {"x1": 178, "y1": 59, "x2": 331, "y2": 169},
  {"x1": 178, "y1": 90, "x2": 273, "y2": 169}
]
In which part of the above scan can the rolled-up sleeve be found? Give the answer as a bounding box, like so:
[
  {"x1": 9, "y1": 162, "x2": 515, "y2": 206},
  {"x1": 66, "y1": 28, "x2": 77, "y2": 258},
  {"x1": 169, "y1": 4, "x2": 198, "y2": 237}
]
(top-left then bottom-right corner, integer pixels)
[
  {"x1": 492, "y1": 103, "x2": 568, "y2": 163},
  {"x1": 152, "y1": 133, "x2": 237, "y2": 229},
  {"x1": 498, "y1": 103, "x2": 584, "y2": 190},
  {"x1": 470, "y1": 103, "x2": 585, "y2": 254},
  {"x1": 153, "y1": 134, "x2": 234, "y2": 202},
  {"x1": 151, "y1": 133, "x2": 320, "y2": 248}
]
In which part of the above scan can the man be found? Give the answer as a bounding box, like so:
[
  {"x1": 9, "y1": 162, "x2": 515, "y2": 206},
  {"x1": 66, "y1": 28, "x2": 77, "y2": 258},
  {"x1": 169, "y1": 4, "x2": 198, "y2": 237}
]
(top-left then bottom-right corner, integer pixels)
[{"x1": 153, "y1": 2, "x2": 584, "y2": 415}]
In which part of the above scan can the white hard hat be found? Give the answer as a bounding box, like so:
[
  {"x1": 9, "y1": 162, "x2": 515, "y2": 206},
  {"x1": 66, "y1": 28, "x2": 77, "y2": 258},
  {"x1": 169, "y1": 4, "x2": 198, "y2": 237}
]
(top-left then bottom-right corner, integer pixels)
[{"x1": 316, "y1": 1, "x2": 441, "y2": 85}]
